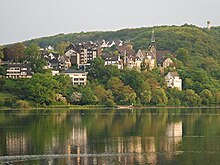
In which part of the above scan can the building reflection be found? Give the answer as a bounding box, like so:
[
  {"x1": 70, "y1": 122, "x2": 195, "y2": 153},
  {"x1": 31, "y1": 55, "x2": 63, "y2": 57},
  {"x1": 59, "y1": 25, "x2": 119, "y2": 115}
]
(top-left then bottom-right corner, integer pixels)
[
  {"x1": 112, "y1": 136, "x2": 157, "y2": 165},
  {"x1": 0, "y1": 113, "x2": 183, "y2": 165},
  {"x1": 5, "y1": 132, "x2": 29, "y2": 155},
  {"x1": 145, "y1": 137, "x2": 157, "y2": 165},
  {"x1": 90, "y1": 121, "x2": 183, "y2": 165},
  {"x1": 66, "y1": 126, "x2": 88, "y2": 165},
  {"x1": 162, "y1": 121, "x2": 183, "y2": 160}
]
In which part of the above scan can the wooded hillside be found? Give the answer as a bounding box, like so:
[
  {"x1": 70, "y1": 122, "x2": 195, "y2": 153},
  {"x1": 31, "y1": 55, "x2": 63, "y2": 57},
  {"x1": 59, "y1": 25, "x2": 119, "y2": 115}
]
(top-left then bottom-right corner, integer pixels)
[{"x1": 1, "y1": 24, "x2": 220, "y2": 108}]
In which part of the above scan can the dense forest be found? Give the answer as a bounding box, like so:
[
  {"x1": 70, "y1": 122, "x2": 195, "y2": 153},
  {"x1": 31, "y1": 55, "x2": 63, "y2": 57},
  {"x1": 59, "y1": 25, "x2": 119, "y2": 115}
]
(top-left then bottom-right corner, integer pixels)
[{"x1": 0, "y1": 24, "x2": 220, "y2": 108}]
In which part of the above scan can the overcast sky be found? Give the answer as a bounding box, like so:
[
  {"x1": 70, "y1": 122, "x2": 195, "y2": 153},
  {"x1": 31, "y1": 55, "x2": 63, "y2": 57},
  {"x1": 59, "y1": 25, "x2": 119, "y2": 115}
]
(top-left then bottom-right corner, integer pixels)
[{"x1": 0, "y1": 0, "x2": 219, "y2": 45}]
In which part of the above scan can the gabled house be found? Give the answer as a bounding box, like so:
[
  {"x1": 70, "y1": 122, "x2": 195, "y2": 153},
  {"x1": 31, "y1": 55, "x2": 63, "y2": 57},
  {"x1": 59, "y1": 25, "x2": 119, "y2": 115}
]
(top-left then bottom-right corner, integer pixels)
[
  {"x1": 43, "y1": 52, "x2": 70, "y2": 70},
  {"x1": 117, "y1": 43, "x2": 135, "y2": 57},
  {"x1": 162, "y1": 57, "x2": 174, "y2": 69},
  {"x1": 100, "y1": 40, "x2": 109, "y2": 48},
  {"x1": 157, "y1": 50, "x2": 175, "y2": 68},
  {"x1": 46, "y1": 45, "x2": 54, "y2": 51},
  {"x1": 6, "y1": 63, "x2": 33, "y2": 78},
  {"x1": 100, "y1": 40, "x2": 124, "y2": 49},
  {"x1": 64, "y1": 43, "x2": 79, "y2": 66},
  {"x1": 117, "y1": 43, "x2": 136, "y2": 69},
  {"x1": 102, "y1": 54, "x2": 123, "y2": 69},
  {"x1": 124, "y1": 56, "x2": 135, "y2": 69},
  {"x1": 61, "y1": 70, "x2": 88, "y2": 85},
  {"x1": 143, "y1": 51, "x2": 157, "y2": 70},
  {"x1": 46, "y1": 53, "x2": 60, "y2": 70},
  {"x1": 59, "y1": 55, "x2": 71, "y2": 70},
  {"x1": 136, "y1": 50, "x2": 145, "y2": 61},
  {"x1": 165, "y1": 71, "x2": 182, "y2": 90},
  {"x1": 64, "y1": 42, "x2": 98, "y2": 68}
]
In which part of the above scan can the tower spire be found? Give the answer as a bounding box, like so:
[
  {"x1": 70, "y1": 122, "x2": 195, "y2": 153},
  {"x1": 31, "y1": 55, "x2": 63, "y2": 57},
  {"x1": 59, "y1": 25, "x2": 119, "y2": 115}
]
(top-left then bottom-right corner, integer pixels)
[{"x1": 149, "y1": 29, "x2": 157, "y2": 58}]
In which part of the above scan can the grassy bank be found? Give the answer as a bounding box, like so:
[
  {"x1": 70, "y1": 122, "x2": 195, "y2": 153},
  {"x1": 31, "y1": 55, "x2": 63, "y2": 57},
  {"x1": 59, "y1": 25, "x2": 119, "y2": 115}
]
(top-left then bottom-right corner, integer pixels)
[{"x1": 1, "y1": 104, "x2": 220, "y2": 111}]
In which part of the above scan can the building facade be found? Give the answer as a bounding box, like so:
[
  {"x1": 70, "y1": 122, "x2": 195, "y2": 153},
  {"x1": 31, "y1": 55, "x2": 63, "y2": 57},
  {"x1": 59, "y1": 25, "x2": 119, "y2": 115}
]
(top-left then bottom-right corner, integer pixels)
[
  {"x1": 165, "y1": 72, "x2": 182, "y2": 90},
  {"x1": 61, "y1": 70, "x2": 88, "y2": 85},
  {"x1": 6, "y1": 63, "x2": 33, "y2": 78},
  {"x1": 64, "y1": 42, "x2": 98, "y2": 67}
]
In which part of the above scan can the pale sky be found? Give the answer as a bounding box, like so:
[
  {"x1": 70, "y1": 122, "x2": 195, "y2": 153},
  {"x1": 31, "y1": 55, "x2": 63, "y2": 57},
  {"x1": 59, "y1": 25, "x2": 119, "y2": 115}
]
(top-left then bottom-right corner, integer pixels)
[{"x1": 0, "y1": 0, "x2": 219, "y2": 45}]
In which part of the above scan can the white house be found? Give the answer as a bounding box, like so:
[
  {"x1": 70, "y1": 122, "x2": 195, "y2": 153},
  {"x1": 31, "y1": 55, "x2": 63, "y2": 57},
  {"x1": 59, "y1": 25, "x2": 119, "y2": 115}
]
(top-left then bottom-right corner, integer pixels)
[
  {"x1": 61, "y1": 70, "x2": 88, "y2": 85},
  {"x1": 6, "y1": 63, "x2": 33, "y2": 78},
  {"x1": 102, "y1": 54, "x2": 123, "y2": 69},
  {"x1": 165, "y1": 72, "x2": 182, "y2": 90}
]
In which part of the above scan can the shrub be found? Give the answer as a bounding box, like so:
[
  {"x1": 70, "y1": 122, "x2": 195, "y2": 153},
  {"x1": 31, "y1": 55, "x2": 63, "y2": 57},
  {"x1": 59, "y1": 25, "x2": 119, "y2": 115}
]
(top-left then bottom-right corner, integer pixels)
[
  {"x1": 105, "y1": 99, "x2": 116, "y2": 107},
  {"x1": 0, "y1": 98, "x2": 4, "y2": 107},
  {"x1": 15, "y1": 100, "x2": 30, "y2": 108},
  {"x1": 4, "y1": 98, "x2": 15, "y2": 107}
]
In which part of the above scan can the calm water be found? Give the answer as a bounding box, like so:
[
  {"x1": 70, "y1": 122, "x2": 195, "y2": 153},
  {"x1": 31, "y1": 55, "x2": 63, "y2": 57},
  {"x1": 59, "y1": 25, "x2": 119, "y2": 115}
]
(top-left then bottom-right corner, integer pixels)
[{"x1": 0, "y1": 108, "x2": 220, "y2": 165}]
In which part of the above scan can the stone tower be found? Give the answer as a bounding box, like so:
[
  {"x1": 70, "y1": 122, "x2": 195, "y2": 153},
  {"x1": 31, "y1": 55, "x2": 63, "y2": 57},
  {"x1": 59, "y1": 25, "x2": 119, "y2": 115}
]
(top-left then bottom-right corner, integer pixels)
[{"x1": 207, "y1": 21, "x2": 211, "y2": 31}]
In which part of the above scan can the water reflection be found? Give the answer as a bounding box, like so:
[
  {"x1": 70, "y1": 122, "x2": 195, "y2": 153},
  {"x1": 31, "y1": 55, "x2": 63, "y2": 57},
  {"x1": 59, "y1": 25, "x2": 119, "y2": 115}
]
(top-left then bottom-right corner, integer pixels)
[
  {"x1": 0, "y1": 108, "x2": 220, "y2": 164},
  {"x1": 163, "y1": 122, "x2": 182, "y2": 161},
  {"x1": 5, "y1": 132, "x2": 29, "y2": 156}
]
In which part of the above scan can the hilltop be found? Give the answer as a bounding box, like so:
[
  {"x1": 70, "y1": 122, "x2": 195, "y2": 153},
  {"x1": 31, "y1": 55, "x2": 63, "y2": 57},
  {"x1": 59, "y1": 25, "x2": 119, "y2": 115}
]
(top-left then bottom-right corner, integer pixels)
[{"x1": 23, "y1": 25, "x2": 220, "y2": 57}]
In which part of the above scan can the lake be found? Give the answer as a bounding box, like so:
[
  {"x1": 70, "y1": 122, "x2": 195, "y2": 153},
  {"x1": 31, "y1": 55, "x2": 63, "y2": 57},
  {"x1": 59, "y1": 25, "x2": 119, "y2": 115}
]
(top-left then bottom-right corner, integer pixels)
[{"x1": 0, "y1": 108, "x2": 220, "y2": 165}]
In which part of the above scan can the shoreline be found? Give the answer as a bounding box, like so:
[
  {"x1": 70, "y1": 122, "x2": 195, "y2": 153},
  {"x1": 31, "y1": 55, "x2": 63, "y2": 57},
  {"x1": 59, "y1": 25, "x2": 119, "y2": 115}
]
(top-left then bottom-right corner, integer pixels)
[{"x1": 0, "y1": 105, "x2": 220, "y2": 111}]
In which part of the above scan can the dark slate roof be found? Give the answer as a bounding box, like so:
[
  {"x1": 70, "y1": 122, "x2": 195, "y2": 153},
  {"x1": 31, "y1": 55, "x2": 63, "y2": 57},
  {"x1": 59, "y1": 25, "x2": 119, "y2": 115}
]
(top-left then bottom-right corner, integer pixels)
[
  {"x1": 64, "y1": 43, "x2": 77, "y2": 53},
  {"x1": 156, "y1": 50, "x2": 175, "y2": 65},
  {"x1": 7, "y1": 63, "x2": 33, "y2": 75},
  {"x1": 40, "y1": 50, "x2": 49, "y2": 56},
  {"x1": 114, "y1": 40, "x2": 123, "y2": 46},
  {"x1": 169, "y1": 71, "x2": 179, "y2": 77},
  {"x1": 146, "y1": 51, "x2": 156, "y2": 59},
  {"x1": 48, "y1": 58, "x2": 59, "y2": 63},
  {"x1": 7, "y1": 63, "x2": 31, "y2": 68},
  {"x1": 52, "y1": 53, "x2": 60, "y2": 59},
  {"x1": 117, "y1": 43, "x2": 135, "y2": 57},
  {"x1": 102, "y1": 54, "x2": 118, "y2": 61},
  {"x1": 65, "y1": 42, "x2": 98, "y2": 54},
  {"x1": 61, "y1": 69, "x2": 87, "y2": 74},
  {"x1": 80, "y1": 41, "x2": 98, "y2": 48}
]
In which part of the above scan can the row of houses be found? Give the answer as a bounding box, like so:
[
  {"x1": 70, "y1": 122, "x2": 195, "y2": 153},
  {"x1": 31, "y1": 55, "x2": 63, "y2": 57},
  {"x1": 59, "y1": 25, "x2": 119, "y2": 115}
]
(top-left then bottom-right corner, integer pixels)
[
  {"x1": 5, "y1": 63, "x2": 88, "y2": 86},
  {"x1": 40, "y1": 34, "x2": 175, "y2": 72},
  {"x1": 2, "y1": 31, "x2": 182, "y2": 90}
]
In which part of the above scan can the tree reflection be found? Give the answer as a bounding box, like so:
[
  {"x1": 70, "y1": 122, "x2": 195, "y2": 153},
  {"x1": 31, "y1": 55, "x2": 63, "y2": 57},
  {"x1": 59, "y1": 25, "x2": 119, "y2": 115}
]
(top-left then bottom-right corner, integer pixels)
[{"x1": 0, "y1": 108, "x2": 220, "y2": 164}]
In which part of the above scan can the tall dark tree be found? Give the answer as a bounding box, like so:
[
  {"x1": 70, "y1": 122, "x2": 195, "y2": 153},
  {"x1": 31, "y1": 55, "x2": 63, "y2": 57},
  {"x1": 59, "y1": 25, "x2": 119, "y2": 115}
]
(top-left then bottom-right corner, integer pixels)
[
  {"x1": 55, "y1": 41, "x2": 69, "y2": 55},
  {"x1": 10, "y1": 43, "x2": 26, "y2": 62},
  {"x1": 3, "y1": 47, "x2": 13, "y2": 61},
  {"x1": 25, "y1": 43, "x2": 47, "y2": 73},
  {"x1": 88, "y1": 58, "x2": 105, "y2": 80},
  {"x1": 24, "y1": 43, "x2": 41, "y2": 59},
  {"x1": 0, "y1": 46, "x2": 4, "y2": 61},
  {"x1": 25, "y1": 73, "x2": 60, "y2": 105}
]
